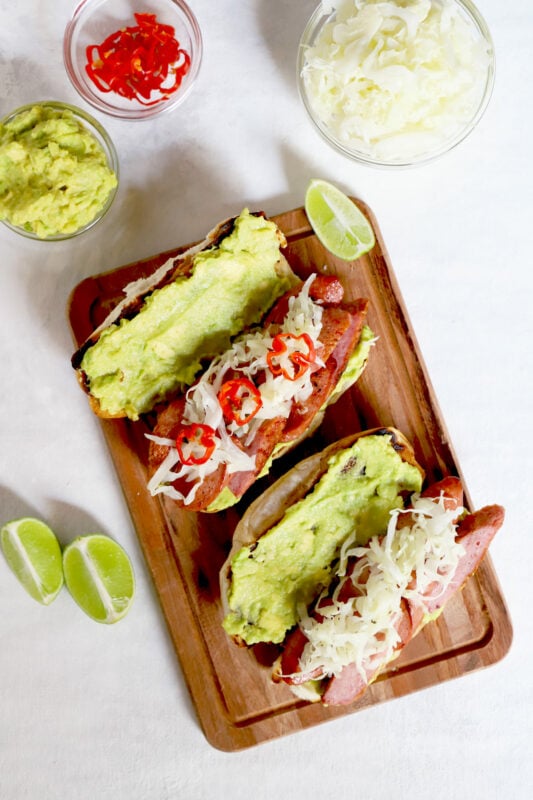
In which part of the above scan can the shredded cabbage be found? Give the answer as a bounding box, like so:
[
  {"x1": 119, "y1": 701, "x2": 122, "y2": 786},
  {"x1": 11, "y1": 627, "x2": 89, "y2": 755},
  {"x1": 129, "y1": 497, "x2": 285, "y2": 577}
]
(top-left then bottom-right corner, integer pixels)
[
  {"x1": 301, "y1": 0, "x2": 492, "y2": 161},
  {"x1": 296, "y1": 491, "x2": 466, "y2": 678}
]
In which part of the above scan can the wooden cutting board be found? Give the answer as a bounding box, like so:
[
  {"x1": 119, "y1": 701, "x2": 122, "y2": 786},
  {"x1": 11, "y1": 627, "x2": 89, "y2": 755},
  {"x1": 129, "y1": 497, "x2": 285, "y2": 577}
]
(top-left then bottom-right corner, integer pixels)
[{"x1": 68, "y1": 201, "x2": 512, "y2": 751}]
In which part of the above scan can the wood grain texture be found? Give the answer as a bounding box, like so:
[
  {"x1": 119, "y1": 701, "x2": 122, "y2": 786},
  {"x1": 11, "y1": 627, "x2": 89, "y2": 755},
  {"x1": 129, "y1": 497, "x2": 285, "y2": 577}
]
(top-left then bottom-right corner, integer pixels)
[{"x1": 68, "y1": 201, "x2": 512, "y2": 751}]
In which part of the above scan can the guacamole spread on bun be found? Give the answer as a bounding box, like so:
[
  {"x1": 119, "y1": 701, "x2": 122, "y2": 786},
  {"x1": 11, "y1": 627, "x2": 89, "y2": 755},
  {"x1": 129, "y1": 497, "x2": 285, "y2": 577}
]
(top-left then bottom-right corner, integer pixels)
[
  {"x1": 0, "y1": 103, "x2": 117, "y2": 238},
  {"x1": 78, "y1": 210, "x2": 298, "y2": 419}
]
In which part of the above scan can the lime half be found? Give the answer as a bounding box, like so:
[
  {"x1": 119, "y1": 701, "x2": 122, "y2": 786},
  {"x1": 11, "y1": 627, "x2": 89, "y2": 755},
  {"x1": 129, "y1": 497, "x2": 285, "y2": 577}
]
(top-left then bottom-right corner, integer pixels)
[
  {"x1": 304, "y1": 179, "x2": 375, "y2": 261},
  {"x1": 63, "y1": 534, "x2": 135, "y2": 624},
  {"x1": 1, "y1": 517, "x2": 64, "y2": 605}
]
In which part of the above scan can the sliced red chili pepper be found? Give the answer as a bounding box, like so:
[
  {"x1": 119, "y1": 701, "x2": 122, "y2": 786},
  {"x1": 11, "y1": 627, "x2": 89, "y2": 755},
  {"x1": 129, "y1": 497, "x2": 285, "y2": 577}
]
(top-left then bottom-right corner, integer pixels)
[
  {"x1": 266, "y1": 333, "x2": 316, "y2": 381},
  {"x1": 85, "y1": 12, "x2": 191, "y2": 106},
  {"x1": 175, "y1": 424, "x2": 216, "y2": 466},
  {"x1": 218, "y1": 378, "x2": 262, "y2": 426}
]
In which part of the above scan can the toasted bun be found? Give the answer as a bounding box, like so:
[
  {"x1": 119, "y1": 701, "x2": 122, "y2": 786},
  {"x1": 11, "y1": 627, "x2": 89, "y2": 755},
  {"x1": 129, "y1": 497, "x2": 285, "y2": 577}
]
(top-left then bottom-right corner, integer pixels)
[{"x1": 220, "y1": 427, "x2": 423, "y2": 624}]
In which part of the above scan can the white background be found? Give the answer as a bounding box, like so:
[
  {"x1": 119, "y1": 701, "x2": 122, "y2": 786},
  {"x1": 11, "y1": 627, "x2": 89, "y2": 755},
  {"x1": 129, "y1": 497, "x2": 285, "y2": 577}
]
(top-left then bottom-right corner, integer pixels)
[{"x1": 0, "y1": 1, "x2": 532, "y2": 798}]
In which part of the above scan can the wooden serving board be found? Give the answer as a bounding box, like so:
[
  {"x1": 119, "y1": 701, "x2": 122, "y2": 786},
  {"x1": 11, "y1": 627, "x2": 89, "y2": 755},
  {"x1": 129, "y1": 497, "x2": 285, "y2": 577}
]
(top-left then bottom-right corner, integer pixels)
[{"x1": 68, "y1": 202, "x2": 512, "y2": 751}]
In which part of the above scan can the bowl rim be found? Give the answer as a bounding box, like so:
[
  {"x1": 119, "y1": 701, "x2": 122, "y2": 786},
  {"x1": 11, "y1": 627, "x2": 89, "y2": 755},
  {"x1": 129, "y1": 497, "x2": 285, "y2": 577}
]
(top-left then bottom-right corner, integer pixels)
[
  {"x1": 297, "y1": 0, "x2": 496, "y2": 168},
  {"x1": 63, "y1": 0, "x2": 203, "y2": 121},
  {"x1": 0, "y1": 100, "x2": 119, "y2": 241}
]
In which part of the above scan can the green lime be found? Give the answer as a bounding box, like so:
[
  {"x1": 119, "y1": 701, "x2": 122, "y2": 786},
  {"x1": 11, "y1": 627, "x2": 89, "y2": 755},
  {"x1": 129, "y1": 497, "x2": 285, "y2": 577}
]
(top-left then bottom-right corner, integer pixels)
[
  {"x1": 0, "y1": 517, "x2": 64, "y2": 605},
  {"x1": 304, "y1": 179, "x2": 375, "y2": 261},
  {"x1": 62, "y1": 534, "x2": 135, "y2": 624}
]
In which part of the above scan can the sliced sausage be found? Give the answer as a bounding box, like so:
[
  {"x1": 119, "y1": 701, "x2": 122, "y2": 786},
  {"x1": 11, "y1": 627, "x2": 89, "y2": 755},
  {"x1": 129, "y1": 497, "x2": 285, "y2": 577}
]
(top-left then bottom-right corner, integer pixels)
[
  {"x1": 275, "y1": 627, "x2": 326, "y2": 685},
  {"x1": 226, "y1": 417, "x2": 286, "y2": 499},
  {"x1": 422, "y1": 504, "x2": 505, "y2": 614},
  {"x1": 421, "y1": 476, "x2": 463, "y2": 510},
  {"x1": 322, "y1": 599, "x2": 414, "y2": 706},
  {"x1": 324, "y1": 500, "x2": 504, "y2": 704},
  {"x1": 263, "y1": 275, "x2": 344, "y2": 326},
  {"x1": 276, "y1": 479, "x2": 504, "y2": 706}
]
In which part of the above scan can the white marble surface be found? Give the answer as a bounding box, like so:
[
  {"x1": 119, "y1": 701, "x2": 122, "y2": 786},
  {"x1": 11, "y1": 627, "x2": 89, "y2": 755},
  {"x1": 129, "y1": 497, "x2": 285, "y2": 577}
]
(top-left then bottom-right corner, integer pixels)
[{"x1": 0, "y1": 1, "x2": 532, "y2": 798}]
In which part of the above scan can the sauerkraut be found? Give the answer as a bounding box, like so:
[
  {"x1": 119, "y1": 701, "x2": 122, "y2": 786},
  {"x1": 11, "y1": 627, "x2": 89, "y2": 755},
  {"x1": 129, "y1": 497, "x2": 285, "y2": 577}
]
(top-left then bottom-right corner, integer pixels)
[
  {"x1": 296, "y1": 491, "x2": 466, "y2": 679},
  {"x1": 300, "y1": 0, "x2": 493, "y2": 162}
]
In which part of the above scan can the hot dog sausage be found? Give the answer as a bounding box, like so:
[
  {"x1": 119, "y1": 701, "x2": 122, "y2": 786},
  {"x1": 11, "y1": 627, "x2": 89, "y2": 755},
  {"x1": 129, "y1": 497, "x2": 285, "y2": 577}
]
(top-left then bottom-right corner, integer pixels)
[{"x1": 421, "y1": 504, "x2": 504, "y2": 614}]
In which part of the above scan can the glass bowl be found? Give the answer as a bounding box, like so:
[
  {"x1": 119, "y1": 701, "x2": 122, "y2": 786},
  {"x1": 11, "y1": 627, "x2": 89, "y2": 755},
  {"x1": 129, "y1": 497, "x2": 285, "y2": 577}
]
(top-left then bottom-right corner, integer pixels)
[
  {"x1": 64, "y1": 0, "x2": 202, "y2": 120},
  {"x1": 297, "y1": 0, "x2": 495, "y2": 168},
  {"x1": 0, "y1": 101, "x2": 119, "y2": 241}
]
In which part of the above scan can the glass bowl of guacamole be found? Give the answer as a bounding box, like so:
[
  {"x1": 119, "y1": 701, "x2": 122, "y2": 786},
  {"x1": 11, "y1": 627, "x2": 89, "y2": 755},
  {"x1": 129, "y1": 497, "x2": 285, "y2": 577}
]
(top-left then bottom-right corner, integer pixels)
[
  {"x1": 0, "y1": 101, "x2": 119, "y2": 240},
  {"x1": 63, "y1": 0, "x2": 203, "y2": 121}
]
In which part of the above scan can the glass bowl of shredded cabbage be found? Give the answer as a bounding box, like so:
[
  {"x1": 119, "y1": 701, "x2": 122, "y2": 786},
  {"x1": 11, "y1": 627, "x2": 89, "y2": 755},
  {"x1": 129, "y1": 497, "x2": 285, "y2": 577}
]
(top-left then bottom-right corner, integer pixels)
[{"x1": 297, "y1": 0, "x2": 495, "y2": 167}]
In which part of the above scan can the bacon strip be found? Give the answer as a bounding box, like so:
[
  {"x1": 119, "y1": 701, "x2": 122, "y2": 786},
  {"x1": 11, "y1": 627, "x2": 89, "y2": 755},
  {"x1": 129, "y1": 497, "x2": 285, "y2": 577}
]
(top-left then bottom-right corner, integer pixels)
[
  {"x1": 280, "y1": 299, "x2": 369, "y2": 443},
  {"x1": 420, "y1": 504, "x2": 504, "y2": 615}
]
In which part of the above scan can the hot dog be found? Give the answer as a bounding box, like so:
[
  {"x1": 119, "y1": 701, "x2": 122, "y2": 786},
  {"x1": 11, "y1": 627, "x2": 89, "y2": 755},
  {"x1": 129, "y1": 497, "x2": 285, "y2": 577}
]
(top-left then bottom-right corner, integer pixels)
[
  {"x1": 220, "y1": 434, "x2": 504, "y2": 706},
  {"x1": 146, "y1": 275, "x2": 374, "y2": 512}
]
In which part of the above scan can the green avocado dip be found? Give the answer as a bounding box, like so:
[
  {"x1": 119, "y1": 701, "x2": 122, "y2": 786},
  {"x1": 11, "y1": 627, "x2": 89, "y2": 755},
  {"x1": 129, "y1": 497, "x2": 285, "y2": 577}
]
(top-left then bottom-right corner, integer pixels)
[
  {"x1": 325, "y1": 323, "x2": 374, "y2": 404},
  {"x1": 223, "y1": 433, "x2": 423, "y2": 645},
  {"x1": 80, "y1": 209, "x2": 297, "y2": 419},
  {"x1": 0, "y1": 104, "x2": 117, "y2": 238}
]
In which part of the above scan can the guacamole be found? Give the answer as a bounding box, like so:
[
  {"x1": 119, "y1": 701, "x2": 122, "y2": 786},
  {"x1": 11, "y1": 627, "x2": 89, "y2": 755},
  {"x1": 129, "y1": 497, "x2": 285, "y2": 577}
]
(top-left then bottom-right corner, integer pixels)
[
  {"x1": 81, "y1": 209, "x2": 296, "y2": 419},
  {"x1": 223, "y1": 434, "x2": 423, "y2": 645},
  {"x1": 0, "y1": 104, "x2": 117, "y2": 238}
]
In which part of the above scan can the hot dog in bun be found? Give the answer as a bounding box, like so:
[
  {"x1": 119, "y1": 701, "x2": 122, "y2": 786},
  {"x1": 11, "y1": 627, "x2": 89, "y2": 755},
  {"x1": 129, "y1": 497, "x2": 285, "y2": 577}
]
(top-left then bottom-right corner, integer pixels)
[
  {"x1": 147, "y1": 274, "x2": 374, "y2": 511},
  {"x1": 220, "y1": 431, "x2": 504, "y2": 705}
]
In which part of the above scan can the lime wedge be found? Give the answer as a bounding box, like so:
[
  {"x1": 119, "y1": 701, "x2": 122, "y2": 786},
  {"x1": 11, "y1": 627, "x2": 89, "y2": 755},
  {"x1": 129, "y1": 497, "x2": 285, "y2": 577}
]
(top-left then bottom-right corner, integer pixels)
[
  {"x1": 304, "y1": 179, "x2": 375, "y2": 261},
  {"x1": 1, "y1": 517, "x2": 64, "y2": 605},
  {"x1": 62, "y1": 534, "x2": 135, "y2": 624}
]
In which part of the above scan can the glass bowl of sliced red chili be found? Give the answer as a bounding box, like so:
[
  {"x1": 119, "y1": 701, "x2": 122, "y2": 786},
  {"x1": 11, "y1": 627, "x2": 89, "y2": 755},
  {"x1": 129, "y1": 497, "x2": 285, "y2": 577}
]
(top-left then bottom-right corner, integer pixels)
[{"x1": 64, "y1": 0, "x2": 202, "y2": 120}]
